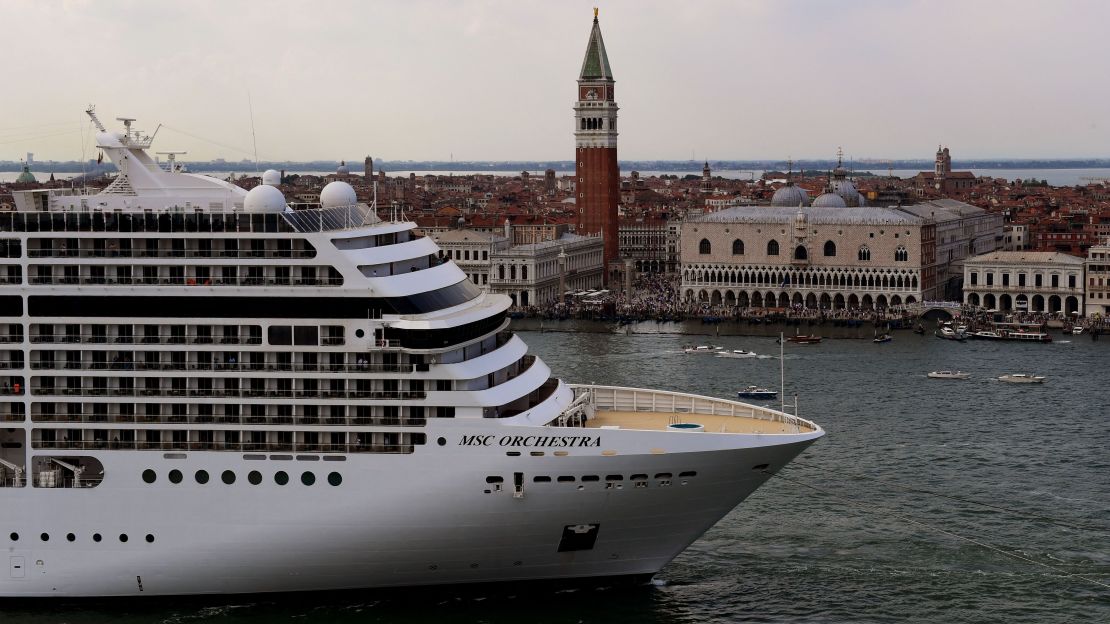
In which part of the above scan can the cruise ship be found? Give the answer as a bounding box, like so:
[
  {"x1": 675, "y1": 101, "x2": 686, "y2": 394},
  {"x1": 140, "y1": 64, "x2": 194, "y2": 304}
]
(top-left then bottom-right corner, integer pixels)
[{"x1": 0, "y1": 109, "x2": 823, "y2": 597}]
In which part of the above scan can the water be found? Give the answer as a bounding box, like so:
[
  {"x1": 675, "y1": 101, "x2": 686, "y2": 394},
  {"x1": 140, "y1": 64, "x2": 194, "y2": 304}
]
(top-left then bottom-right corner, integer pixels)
[
  {"x1": 4, "y1": 331, "x2": 1106, "y2": 622},
  {"x1": 5, "y1": 168, "x2": 1110, "y2": 186}
]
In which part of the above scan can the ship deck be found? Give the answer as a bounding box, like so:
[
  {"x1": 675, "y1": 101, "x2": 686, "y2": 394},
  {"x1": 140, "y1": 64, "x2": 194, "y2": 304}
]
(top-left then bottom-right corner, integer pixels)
[{"x1": 565, "y1": 384, "x2": 820, "y2": 435}]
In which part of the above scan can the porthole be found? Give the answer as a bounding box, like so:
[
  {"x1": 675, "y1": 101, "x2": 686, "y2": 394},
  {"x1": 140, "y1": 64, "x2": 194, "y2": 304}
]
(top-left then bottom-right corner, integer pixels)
[
  {"x1": 168, "y1": 469, "x2": 182, "y2": 484},
  {"x1": 248, "y1": 471, "x2": 262, "y2": 485},
  {"x1": 145, "y1": 534, "x2": 155, "y2": 543},
  {"x1": 355, "y1": 328, "x2": 365, "y2": 338},
  {"x1": 437, "y1": 437, "x2": 446, "y2": 446},
  {"x1": 66, "y1": 533, "x2": 75, "y2": 542},
  {"x1": 8, "y1": 532, "x2": 17, "y2": 541},
  {"x1": 327, "y1": 472, "x2": 342, "y2": 487},
  {"x1": 119, "y1": 534, "x2": 128, "y2": 543},
  {"x1": 221, "y1": 470, "x2": 236, "y2": 485},
  {"x1": 274, "y1": 471, "x2": 289, "y2": 485},
  {"x1": 142, "y1": 469, "x2": 157, "y2": 484},
  {"x1": 40, "y1": 533, "x2": 49, "y2": 542},
  {"x1": 195, "y1": 470, "x2": 210, "y2": 484},
  {"x1": 93, "y1": 533, "x2": 102, "y2": 542},
  {"x1": 301, "y1": 471, "x2": 316, "y2": 486}
]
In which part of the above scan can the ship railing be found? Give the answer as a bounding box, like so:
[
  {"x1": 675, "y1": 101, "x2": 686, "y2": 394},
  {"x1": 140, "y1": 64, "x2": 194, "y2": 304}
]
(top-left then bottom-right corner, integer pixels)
[
  {"x1": 0, "y1": 476, "x2": 26, "y2": 488},
  {"x1": 565, "y1": 384, "x2": 818, "y2": 433},
  {"x1": 30, "y1": 412, "x2": 429, "y2": 427},
  {"x1": 283, "y1": 204, "x2": 375, "y2": 233},
  {"x1": 31, "y1": 440, "x2": 417, "y2": 454},
  {"x1": 27, "y1": 248, "x2": 317, "y2": 260},
  {"x1": 30, "y1": 387, "x2": 428, "y2": 401}
]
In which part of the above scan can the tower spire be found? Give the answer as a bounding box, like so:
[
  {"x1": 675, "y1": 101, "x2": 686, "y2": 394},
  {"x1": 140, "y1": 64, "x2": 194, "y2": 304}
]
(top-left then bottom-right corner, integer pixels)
[{"x1": 580, "y1": 9, "x2": 613, "y2": 80}]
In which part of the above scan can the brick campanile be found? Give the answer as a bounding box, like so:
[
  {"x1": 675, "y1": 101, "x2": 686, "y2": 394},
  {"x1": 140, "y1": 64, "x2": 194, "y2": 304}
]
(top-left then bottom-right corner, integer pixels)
[{"x1": 574, "y1": 8, "x2": 620, "y2": 279}]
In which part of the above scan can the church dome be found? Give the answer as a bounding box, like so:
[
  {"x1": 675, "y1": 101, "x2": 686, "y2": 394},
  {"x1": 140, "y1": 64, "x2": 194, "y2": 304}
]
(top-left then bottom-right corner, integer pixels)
[
  {"x1": 320, "y1": 181, "x2": 357, "y2": 208},
  {"x1": 812, "y1": 191, "x2": 847, "y2": 208},
  {"x1": 244, "y1": 184, "x2": 287, "y2": 213},
  {"x1": 336, "y1": 160, "x2": 350, "y2": 175},
  {"x1": 831, "y1": 177, "x2": 861, "y2": 207},
  {"x1": 15, "y1": 162, "x2": 36, "y2": 184},
  {"x1": 771, "y1": 183, "x2": 809, "y2": 207}
]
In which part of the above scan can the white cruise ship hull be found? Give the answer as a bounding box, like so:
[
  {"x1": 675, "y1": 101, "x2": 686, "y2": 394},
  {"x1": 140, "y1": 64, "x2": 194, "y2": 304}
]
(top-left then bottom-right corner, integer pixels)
[{"x1": 0, "y1": 421, "x2": 817, "y2": 597}]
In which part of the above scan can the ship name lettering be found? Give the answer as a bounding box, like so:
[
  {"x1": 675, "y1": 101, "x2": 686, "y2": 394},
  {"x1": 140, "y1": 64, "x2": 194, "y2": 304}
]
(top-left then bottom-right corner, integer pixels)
[
  {"x1": 495, "y1": 435, "x2": 600, "y2": 447},
  {"x1": 459, "y1": 435, "x2": 496, "y2": 446}
]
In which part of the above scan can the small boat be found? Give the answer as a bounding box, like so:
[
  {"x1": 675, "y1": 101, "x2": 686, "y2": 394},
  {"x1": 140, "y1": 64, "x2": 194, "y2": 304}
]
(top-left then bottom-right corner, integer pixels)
[
  {"x1": 715, "y1": 349, "x2": 758, "y2": 359},
  {"x1": 927, "y1": 370, "x2": 970, "y2": 380},
  {"x1": 737, "y1": 385, "x2": 778, "y2": 400},
  {"x1": 913, "y1": 324, "x2": 926, "y2": 335},
  {"x1": 970, "y1": 330, "x2": 1003, "y2": 340},
  {"x1": 998, "y1": 373, "x2": 1045, "y2": 384},
  {"x1": 1071, "y1": 326, "x2": 1084, "y2": 335},
  {"x1": 785, "y1": 334, "x2": 822, "y2": 344},
  {"x1": 873, "y1": 333, "x2": 892, "y2": 344},
  {"x1": 683, "y1": 345, "x2": 723, "y2": 354},
  {"x1": 935, "y1": 325, "x2": 967, "y2": 341}
]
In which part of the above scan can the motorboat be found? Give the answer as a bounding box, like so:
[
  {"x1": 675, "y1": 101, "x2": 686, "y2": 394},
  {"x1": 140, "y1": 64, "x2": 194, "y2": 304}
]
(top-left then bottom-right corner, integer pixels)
[
  {"x1": 683, "y1": 345, "x2": 723, "y2": 354},
  {"x1": 715, "y1": 349, "x2": 758, "y2": 359},
  {"x1": 927, "y1": 370, "x2": 970, "y2": 380},
  {"x1": 970, "y1": 330, "x2": 1003, "y2": 340},
  {"x1": 784, "y1": 334, "x2": 822, "y2": 344},
  {"x1": 936, "y1": 324, "x2": 967, "y2": 341},
  {"x1": 998, "y1": 373, "x2": 1046, "y2": 384},
  {"x1": 736, "y1": 386, "x2": 778, "y2": 400},
  {"x1": 873, "y1": 334, "x2": 892, "y2": 344}
]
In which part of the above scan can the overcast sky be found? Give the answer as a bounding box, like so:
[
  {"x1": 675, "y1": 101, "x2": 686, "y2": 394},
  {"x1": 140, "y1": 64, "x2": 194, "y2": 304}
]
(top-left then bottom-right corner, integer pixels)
[{"x1": 3, "y1": 0, "x2": 1109, "y2": 163}]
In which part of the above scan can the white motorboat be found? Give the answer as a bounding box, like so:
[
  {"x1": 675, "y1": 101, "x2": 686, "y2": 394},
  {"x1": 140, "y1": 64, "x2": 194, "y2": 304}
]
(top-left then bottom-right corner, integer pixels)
[
  {"x1": 998, "y1": 373, "x2": 1046, "y2": 384},
  {"x1": 715, "y1": 349, "x2": 757, "y2": 359},
  {"x1": 684, "y1": 345, "x2": 723, "y2": 354},
  {"x1": 927, "y1": 370, "x2": 970, "y2": 380}
]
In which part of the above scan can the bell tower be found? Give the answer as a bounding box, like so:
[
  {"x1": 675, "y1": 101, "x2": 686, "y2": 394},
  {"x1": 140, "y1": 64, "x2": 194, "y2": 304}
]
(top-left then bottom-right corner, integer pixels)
[{"x1": 575, "y1": 8, "x2": 620, "y2": 277}]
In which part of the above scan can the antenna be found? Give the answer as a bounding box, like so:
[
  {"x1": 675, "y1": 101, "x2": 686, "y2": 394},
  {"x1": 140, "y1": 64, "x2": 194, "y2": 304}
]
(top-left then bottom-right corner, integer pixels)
[
  {"x1": 779, "y1": 332, "x2": 785, "y2": 415},
  {"x1": 247, "y1": 91, "x2": 259, "y2": 174},
  {"x1": 85, "y1": 105, "x2": 106, "y2": 132}
]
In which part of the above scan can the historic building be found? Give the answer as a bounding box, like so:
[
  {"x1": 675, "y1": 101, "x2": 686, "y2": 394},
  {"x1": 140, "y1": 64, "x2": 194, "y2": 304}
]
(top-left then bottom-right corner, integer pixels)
[
  {"x1": 618, "y1": 219, "x2": 677, "y2": 274},
  {"x1": 915, "y1": 146, "x2": 976, "y2": 194},
  {"x1": 574, "y1": 9, "x2": 620, "y2": 277},
  {"x1": 964, "y1": 251, "x2": 1085, "y2": 314},
  {"x1": 680, "y1": 206, "x2": 932, "y2": 310},
  {"x1": 897, "y1": 198, "x2": 1003, "y2": 299},
  {"x1": 1085, "y1": 241, "x2": 1110, "y2": 316},
  {"x1": 431, "y1": 229, "x2": 510, "y2": 289},
  {"x1": 489, "y1": 233, "x2": 605, "y2": 307}
]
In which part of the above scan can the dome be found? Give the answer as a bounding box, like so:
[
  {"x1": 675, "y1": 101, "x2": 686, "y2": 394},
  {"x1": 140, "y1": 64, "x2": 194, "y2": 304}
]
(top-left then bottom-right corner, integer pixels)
[
  {"x1": 812, "y1": 192, "x2": 847, "y2": 208},
  {"x1": 831, "y1": 177, "x2": 861, "y2": 207},
  {"x1": 320, "y1": 181, "x2": 357, "y2": 208},
  {"x1": 336, "y1": 160, "x2": 350, "y2": 175},
  {"x1": 771, "y1": 183, "x2": 809, "y2": 207},
  {"x1": 244, "y1": 184, "x2": 287, "y2": 213},
  {"x1": 261, "y1": 169, "x2": 281, "y2": 186}
]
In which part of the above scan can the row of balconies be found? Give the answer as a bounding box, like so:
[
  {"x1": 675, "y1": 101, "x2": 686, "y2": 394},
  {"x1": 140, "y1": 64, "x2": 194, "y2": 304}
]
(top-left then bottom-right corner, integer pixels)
[
  {"x1": 27, "y1": 360, "x2": 416, "y2": 374},
  {"x1": 26, "y1": 248, "x2": 315, "y2": 260},
  {"x1": 26, "y1": 273, "x2": 342, "y2": 288},
  {"x1": 31, "y1": 440, "x2": 418, "y2": 455},
  {"x1": 30, "y1": 412, "x2": 428, "y2": 427},
  {"x1": 29, "y1": 386, "x2": 429, "y2": 400},
  {"x1": 964, "y1": 284, "x2": 1083, "y2": 294}
]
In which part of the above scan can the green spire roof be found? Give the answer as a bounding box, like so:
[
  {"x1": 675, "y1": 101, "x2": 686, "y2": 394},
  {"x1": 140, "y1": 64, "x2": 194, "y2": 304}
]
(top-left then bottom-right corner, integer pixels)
[
  {"x1": 579, "y1": 12, "x2": 613, "y2": 81},
  {"x1": 15, "y1": 162, "x2": 36, "y2": 184}
]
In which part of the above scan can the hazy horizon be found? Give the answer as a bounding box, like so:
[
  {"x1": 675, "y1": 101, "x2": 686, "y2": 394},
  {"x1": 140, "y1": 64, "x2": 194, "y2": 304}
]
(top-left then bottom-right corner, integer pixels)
[{"x1": 3, "y1": 0, "x2": 1108, "y2": 163}]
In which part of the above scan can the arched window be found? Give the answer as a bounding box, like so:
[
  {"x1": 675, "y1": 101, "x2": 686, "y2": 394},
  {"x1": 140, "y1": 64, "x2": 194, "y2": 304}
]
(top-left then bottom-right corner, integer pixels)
[
  {"x1": 858, "y1": 246, "x2": 871, "y2": 261},
  {"x1": 767, "y1": 240, "x2": 779, "y2": 256},
  {"x1": 732, "y1": 239, "x2": 744, "y2": 255},
  {"x1": 794, "y1": 245, "x2": 808, "y2": 260},
  {"x1": 521, "y1": 266, "x2": 528, "y2": 280},
  {"x1": 498, "y1": 265, "x2": 505, "y2": 280},
  {"x1": 823, "y1": 241, "x2": 837, "y2": 257},
  {"x1": 699, "y1": 239, "x2": 711, "y2": 255},
  {"x1": 895, "y1": 246, "x2": 908, "y2": 262}
]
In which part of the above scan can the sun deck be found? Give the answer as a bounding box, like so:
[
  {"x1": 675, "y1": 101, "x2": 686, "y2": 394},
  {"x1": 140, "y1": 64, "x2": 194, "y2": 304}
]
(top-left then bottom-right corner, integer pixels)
[{"x1": 562, "y1": 384, "x2": 820, "y2": 435}]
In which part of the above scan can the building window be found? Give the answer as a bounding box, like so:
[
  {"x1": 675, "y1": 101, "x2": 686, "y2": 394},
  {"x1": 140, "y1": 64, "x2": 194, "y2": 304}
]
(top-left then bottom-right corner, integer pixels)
[
  {"x1": 1068, "y1": 275, "x2": 1076, "y2": 288},
  {"x1": 858, "y1": 246, "x2": 870, "y2": 261},
  {"x1": 794, "y1": 245, "x2": 807, "y2": 261},
  {"x1": 1018, "y1": 273, "x2": 1026, "y2": 287},
  {"x1": 1035, "y1": 273, "x2": 1043, "y2": 287},
  {"x1": 986, "y1": 273, "x2": 993, "y2": 286},
  {"x1": 1051, "y1": 274, "x2": 1059, "y2": 288},
  {"x1": 970, "y1": 272, "x2": 978, "y2": 286},
  {"x1": 1002, "y1": 273, "x2": 1010, "y2": 287},
  {"x1": 698, "y1": 239, "x2": 711, "y2": 255},
  {"x1": 823, "y1": 241, "x2": 836, "y2": 257},
  {"x1": 731, "y1": 239, "x2": 744, "y2": 255},
  {"x1": 894, "y1": 246, "x2": 908, "y2": 262},
  {"x1": 767, "y1": 240, "x2": 779, "y2": 256}
]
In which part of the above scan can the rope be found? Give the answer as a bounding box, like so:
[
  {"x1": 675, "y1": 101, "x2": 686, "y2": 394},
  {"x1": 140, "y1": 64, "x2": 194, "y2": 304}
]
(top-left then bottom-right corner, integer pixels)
[
  {"x1": 159, "y1": 125, "x2": 258, "y2": 159},
  {"x1": 767, "y1": 471, "x2": 1110, "y2": 591},
  {"x1": 791, "y1": 461, "x2": 1107, "y2": 533}
]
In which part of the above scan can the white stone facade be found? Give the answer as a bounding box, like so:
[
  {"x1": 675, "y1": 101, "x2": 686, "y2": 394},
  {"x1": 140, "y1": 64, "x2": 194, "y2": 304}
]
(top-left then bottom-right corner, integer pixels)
[
  {"x1": 964, "y1": 251, "x2": 1085, "y2": 315},
  {"x1": 430, "y1": 229, "x2": 510, "y2": 289},
  {"x1": 1085, "y1": 242, "x2": 1110, "y2": 316},
  {"x1": 489, "y1": 233, "x2": 605, "y2": 307}
]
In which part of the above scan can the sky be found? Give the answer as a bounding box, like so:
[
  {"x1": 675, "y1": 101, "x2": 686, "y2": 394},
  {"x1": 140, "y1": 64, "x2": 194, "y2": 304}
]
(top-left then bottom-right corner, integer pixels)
[{"x1": 2, "y1": 0, "x2": 1109, "y2": 163}]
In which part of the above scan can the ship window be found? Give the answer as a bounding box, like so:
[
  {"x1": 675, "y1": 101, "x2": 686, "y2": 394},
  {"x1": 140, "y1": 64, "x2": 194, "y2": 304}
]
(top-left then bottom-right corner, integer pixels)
[
  {"x1": 274, "y1": 471, "x2": 289, "y2": 485},
  {"x1": 66, "y1": 533, "x2": 75, "y2": 542},
  {"x1": 195, "y1": 470, "x2": 210, "y2": 484},
  {"x1": 268, "y1": 326, "x2": 292, "y2": 346},
  {"x1": 301, "y1": 471, "x2": 316, "y2": 486},
  {"x1": 654, "y1": 473, "x2": 672, "y2": 479},
  {"x1": 8, "y1": 532, "x2": 17, "y2": 541},
  {"x1": 221, "y1": 470, "x2": 236, "y2": 485},
  {"x1": 119, "y1": 534, "x2": 128, "y2": 543},
  {"x1": 145, "y1": 534, "x2": 155, "y2": 543},
  {"x1": 293, "y1": 326, "x2": 318, "y2": 346},
  {"x1": 248, "y1": 470, "x2": 262, "y2": 485},
  {"x1": 93, "y1": 533, "x2": 102, "y2": 542},
  {"x1": 327, "y1": 472, "x2": 342, "y2": 486},
  {"x1": 40, "y1": 533, "x2": 49, "y2": 542},
  {"x1": 168, "y1": 470, "x2": 182, "y2": 484},
  {"x1": 557, "y1": 476, "x2": 575, "y2": 482},
  {"x1": 533, "y1": 476, "x2": 552, "y2": 483},
  {"x1": 485, "y1": 476, "x2": 504, "y2": 484},
  {"x1": 630, "y1": 474, "x2": 648, "y2": 481},
  {"x1": 581, "y1": 475, "x2": 599, "y2": 482},
  {"x1": 605, "y1": 475, "x2": 624, "y2": 482},
  {"x1": 142, "y1": 469, "x2": 156, "y2": 484},
  {"x1": 679, "y1": 471, "x2": 697, "y2": 478}
]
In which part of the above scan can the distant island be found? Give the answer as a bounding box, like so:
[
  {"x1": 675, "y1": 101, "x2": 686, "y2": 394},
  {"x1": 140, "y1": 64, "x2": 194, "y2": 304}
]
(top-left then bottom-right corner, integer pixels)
[{"x1": 4, "y1": 158, "x2": 1110, "y2": 175}]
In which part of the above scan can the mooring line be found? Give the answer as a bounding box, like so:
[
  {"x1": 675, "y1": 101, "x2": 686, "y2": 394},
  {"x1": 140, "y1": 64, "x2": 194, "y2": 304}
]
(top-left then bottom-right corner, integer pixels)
[
  {"x1": 790, "y1": 461, "x2": 1106, "y2": 533},
  {"x1": 767, "y1": 471, "x2": 1110, "y2": 591}
]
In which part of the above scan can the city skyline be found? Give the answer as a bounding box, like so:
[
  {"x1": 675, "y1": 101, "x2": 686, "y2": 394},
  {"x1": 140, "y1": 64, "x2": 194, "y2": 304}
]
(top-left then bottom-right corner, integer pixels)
[{"x1": 2, "y1": 0, "x2": 1109, "y2": 162}]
